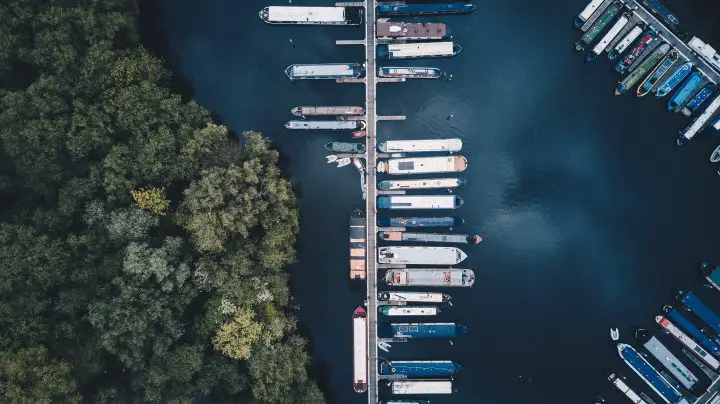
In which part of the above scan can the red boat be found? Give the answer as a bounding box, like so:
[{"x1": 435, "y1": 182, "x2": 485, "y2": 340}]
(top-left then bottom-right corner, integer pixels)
[
  {"x1": 353, "y1": 306, "x2": 368, "y2": 393},
  {"x1": 352, "y1": 130, "x2": 366, "y2": 138},
  {"x1": 615, "y1": 30, "x2": 657, "y2": 74}
]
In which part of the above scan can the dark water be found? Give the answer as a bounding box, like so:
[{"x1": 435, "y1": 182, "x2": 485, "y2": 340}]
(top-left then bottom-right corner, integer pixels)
[{"x1": 160, "y1": 1, "x2": 720, "y2": 402}]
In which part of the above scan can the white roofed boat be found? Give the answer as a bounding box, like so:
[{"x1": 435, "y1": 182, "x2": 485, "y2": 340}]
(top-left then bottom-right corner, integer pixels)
[
  {"x1": 378, "y1": 177, "x2": 465, "y2": 190},
  {"x1": 378, "y1": 291, "x2": 450, "y2": 303},
  {"x1": 259, "y1": 6, "x2": 362, "y2": 25},
  {"x1": 377, "y1": 195, "x2": 463, "y2": 209},
  {"x1": 385, "y1": 269, "x2": 475, "y2": 287},
  {"x1": 377, "y1": 42, "x2": 462, "y2": 59},
  {"x1": 391, "y1": 380, "x2": 453, "y2": 395},
  {"x1": 378, "y1": 138, "x2": 462, "y2": 153},
  {"x1": 285, "y1": 120, "x2": 365, "y2": 130},
  {"x1": 377, "y1": 156, "x2": 468, "y2": 175},
  {"x1": 378, "y1": 246, "x2": 467, "y2": 265},
  {"x1": 291, "y1": 106, "x2": 364, "y2": 117},
  {"x1": 380, "y1": 306, "x2": 439, "y2": 316}
]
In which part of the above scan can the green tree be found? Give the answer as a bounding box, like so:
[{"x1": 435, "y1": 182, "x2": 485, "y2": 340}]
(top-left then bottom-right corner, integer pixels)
[
  {"x1": 0, "y1": 346, "x2": 79, "y2": 403},
  {"x1": 212, "y1": 307, "x2": 262, "y2": 360}
]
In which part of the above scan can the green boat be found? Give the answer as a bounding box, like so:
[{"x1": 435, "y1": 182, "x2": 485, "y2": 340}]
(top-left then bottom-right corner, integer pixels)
[
  {"x1": 324, "y1": 142, "x2": 365, "y2": 153},
  {"x1": 615, "y1": 43, "x2": 671, "y2": 95},
  {"x1": 575, "y1": 1, "x2": 621, "y2": 52}
]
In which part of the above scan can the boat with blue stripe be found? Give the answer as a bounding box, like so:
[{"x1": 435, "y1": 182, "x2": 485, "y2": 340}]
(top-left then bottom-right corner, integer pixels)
[
  {"x1": 380, "y1": 323, "x2": 468, "y2": 339},
  {"x1": 378, "y1": 216, "x2": 464, "y2": 228},
  {"x1": 640, "y1": 0, "x2": 680, "y2": 32},
  {"x1": 664, "y1": 305, "x2": 720, "y2": 358},
  {"x1": 380, "y1": 360, "x2": 462, "y2": 377},
  {"x1": 702, "y1": 262, "x2": 720, "y2": 292},
  {"x1": 677, "y1": 290, "x2": 720, "y2": 336},
  {"x1": 655, "y1": 62, "x2": 693, "y2": 98},
  {"x1": 681, "y1": 83, "x2": 715, "y2": 116},
  {"x1": 616, "y1": 342, "x2": 685, "y2": 404},
  {"x1": 637, "y1": 50, "x2": 678, "y2": 97},
  {"x1": 377, "y1": 3, "x2": 476, "y2": 17},
  {"x1": 668, "y1": 72, "x2": 703, "y2": 111}
]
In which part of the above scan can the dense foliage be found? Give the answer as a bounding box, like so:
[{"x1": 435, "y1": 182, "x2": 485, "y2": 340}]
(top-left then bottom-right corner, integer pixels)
[{"x1": 0, "y1": 1, "x2": 322, "y2": 402}]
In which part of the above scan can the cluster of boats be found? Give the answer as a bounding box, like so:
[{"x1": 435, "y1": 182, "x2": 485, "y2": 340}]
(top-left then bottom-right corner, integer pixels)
[
  {"x1": 605, "y1": 263, "x2": 720, "y2": 404},
  {"x1": 573, "y1": 0, "x2": 720, "y2": 149}
]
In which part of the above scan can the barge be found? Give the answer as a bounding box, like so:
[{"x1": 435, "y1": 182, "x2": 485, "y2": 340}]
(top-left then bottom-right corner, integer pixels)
[
  {"x1": 284, "y1": 120, "x2": 365, "y2": 130},
  {"x1": 378, "y1": 291, "x2": 451, "y2": 304},
  {"x1": 385, "y1": 269, "x2": 475, "y2": 287},
  {"x1": 377, "y1": 3, "x2": 476, "y2": 17},
  {"x1": 391, "y1": 380, "x2": 453, "y2": 395},
  {"x1": 378, "y1": 216, "x2": 464, "y2": 228},
  {"x1": 377, "y1": 177, "x2": 466, "y2": 190},
  {"x1": 378, "y1": 246, "x2": 467, "y2": 265},
  {"x1": 377, "y1": 66, "x2": 443, "y2": 79},
  {"x1": 380, "y1": 360, "x2": 462, "y2": 377},
  {"x1": 668, "y1": 72, "x2": 702, "y2": 111},
  {"x1": 615, "y1": 43, "x2": 671, "y2": 95},
  {"x1": 643, "y1": 335, "x2": 700, "y2": 391},
  {"x1": 376, "y1": 20, "x2": 446, "y2": 41},
  {"x1": 379, "y1": 231, "x2": 480, "y2": 244},
  {"x1": 291, "y1": 106, "x2": 363, "y2": 117},
  {"x1": 608, "y1": 23, "x2": 645, "y2": 60},
  {"x1": 377, "y1": 42, "x2": 462, "y2": 60},
  {"x1": 615, "y1": 29, "x2": 658, "y2": 74},
  {"x1": 608, "y1": 373, "x2": 650, "y2": 404},
  {"x1": 677, "y1": 94, "x2": 720, "y2": 144},
  {"x1": 380, "y1": 322, "x2": 468, "y2": 339},
  {"x1": 377, "y1": 195, "x2": 464, "y2": 210},
  {"x1": 586, "y1": 12, "x2": 631, "y2": 62},
  {"x1": 353, "y1": 306, "x2": 367, "y2": 393},
  {"x1": 378, "y1": 138, "x2": 462, "y2": 153},
  {"x1": 616, "y1": 342, "x2": 685, "y2": 404},
  {"x1": 380, "y1": 306, "x2": 439, "y2": 316},
  {"x1": 324, "y1": 142, "x2": 365, "y2": 153},
  {"x1": 655, "y1": 62, "x2": 693, "y2": 98},
  {"x1": 349, "y1": 209, "x2": 366, "y2": 280},
  {"x1": 636, "y1": 50, "x2": 678, "y2": 97},
  {"x1": 285, "y1": 63, "x2": 364, "y2": 80},
  {"x1": 640, "y1": 0, "x2": 680, "y2": 32},
  {"x1": 701, "y1": 262, "x2": 720, "y2": 292},
  {"x1": 575, "y1": 0, "x2": 605, "y2": 28},
  {"x1": 681, "y1": 83, "x2": 715, "y2": 117},
  {"x1": 259, "y1": 6, "x2": 362, "y2": 25},
  {"x1": 378, "y1": 156, "x2": 468, "y2": 175},
  {"x1": 677, "y1": 290, "x2": 720, "y2": 336},
  {"x1": 664, "y1": 305, "x2": 720, "y2": 358},
  {"x1": 575, "y1": 1, "x2": 621, "y2": 52},
  {"x1": 656, "y1": 315, "x2": 720, "y2": 370}
]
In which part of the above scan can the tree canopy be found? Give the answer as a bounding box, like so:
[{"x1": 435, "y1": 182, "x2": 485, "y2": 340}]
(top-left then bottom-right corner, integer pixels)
[{"x1": 0, "y1": 0, "x2": 322, "y2": 402}]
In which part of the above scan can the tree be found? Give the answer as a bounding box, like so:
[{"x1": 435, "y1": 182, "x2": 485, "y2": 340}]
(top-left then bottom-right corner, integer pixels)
[
  {"x1": 0, "y1": 346, "x2": 79, "y2": 403},
  {"x1": 212, "y1": 307, "x2": 262, "y2": 360},
  {"x1": 131, "y1": 186, "x2": 170, "y2": 215}
]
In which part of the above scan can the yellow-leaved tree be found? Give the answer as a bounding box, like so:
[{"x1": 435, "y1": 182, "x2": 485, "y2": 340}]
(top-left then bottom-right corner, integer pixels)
[{"x1": 131, "y1": 187, "x2": 170, "y2": 215}]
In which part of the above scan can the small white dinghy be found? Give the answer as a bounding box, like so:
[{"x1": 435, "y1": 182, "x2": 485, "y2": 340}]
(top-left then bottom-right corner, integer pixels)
[
  {"x1": 711, "y1": 145, "x2": 720, "y2": 163},
  {"x1": 336, "y1": 157, "x2": 351, "y2": 167},
  {"x1": 326, "y1": 155, "x2": 338, "y2": 163},
  {"x1": 610, "y1": 328, "x2": 619, "y2": 341}
]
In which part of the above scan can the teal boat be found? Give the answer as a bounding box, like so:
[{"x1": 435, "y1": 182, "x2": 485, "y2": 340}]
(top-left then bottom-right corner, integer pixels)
[
  {"x1": 668, "y1": 72, "x2": 702, "y2": 111},
  {"x1": 636, "y1": 50, "x2": 677, "y2": 97},
  {"x1": 324, "y1": 142, "x2": 365, "y2": 153},
  {"x1": 615, "y1": 43, "x2": 671, "y2": 95},
  {"x1": 575, "y1": 1, "x2": 622, "y2": 52}
]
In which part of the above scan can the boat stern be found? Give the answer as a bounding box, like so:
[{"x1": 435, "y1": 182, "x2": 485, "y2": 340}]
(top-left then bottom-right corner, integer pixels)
[
  {"x1": 284, "y1": 65, "x2": 294, "y2": 80},
  {"x1": 290, "y1": 106, "x2": 302, "y2": 117},
  {"x1": 453, "y1": 43, "x2": 464, "y2": 56},
  {"x1": 454, "y1": 196, "x2": 464, "y2": 208},
  {"x1": 258, "y1": 7, "x2": 270, "y2": 23}
]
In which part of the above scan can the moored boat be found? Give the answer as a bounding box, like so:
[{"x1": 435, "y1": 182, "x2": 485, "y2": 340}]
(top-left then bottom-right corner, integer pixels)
[
  {"x1": 324, "y1": 142, "x2": 365, "y2": 153},
  {"x1": 378, "y1": 291, "x2": 451, "y2": 303},
  {"x1": 379, "y1": 231, "x2": 477, "y2": 244},
  {"x1": 575, "y1": 0, "x2": 606, "y2": 28},
  {"x1": 378, "y1": 42, "x2": 462, "y2": 60},
  {"x1": 378, "y1": 177, "x2": 466, "y2": 190},
  {"x1": 615, "y1": 29, "x2": 657, "y2": 74},
  {"x1": 378, "y1": 216, "x2": 464, "y2": 228},
  {"x1": 377, "y1": 3, "x2": 476, "y2": 17},
  {"x1": 378, "y1": 246, "x2": 467, "y2": 265},
  {"x1": 291, "y1": 106, "x2": 363, "y2": 117},
  {"x1": 285, "y1": 63, "x2": 364, "y2": 80},
  {"x1": 615, "y1": 342, "x2": 683, "y2": 404},
  {"x1": 640, "y1": 0, "x2": 680, "y2": 32},
  {"x1": 285, "y1": 120, "x2": 365, "y2": 130},
  {"x1": 377, "y1": 195, "x2": 464, "y2": 210},
  {"x1": 668, "y1": 72, "x2": 702, "y2": 111},
  {"x1": 681, "y1": 84, "x2": 715, "y2": 116},
  {"x1": 376, "y1": 20, "x2": 447, "y2": 41},
  {"x1": 656, "y1": 315, "x2": 720, "y2": 370},
  {"x1": 391, "y1": 380, "x2": 453, "y2": 395},
  {"x1": 259, "y1": 6, "x2": 363, "y2": 25},
  {"x1": 380, "y1": 360, "x2": 462, "y2": 377},
  {"x1": 378, "y1": 139, "x2": 462, "y2": 153},
  {"x1": 352, "y1": 306, "x2": 367, "y2": 393},
  {"x1": 377, "y1": 66, "x2": 443, "y2": 79},
  {"x1": 615, "y1": 43, "x2": 671, "y2": 95},
  {"x1": 636, "y1": 50, "x2": 677, "y2": 97},
  {"x1": 642, "y1": 336, "x2": 700, "y2": 391},
  {"x1": 378, "y1": 156, "x2": 468, "y2": 175},
  {"x1": 608, "y1": 23, "x2": 645, "y2": 60},
  {"x1": 349, "y1": 209, "x2": 366, "y2": 280},
  {"x1": 655, "y1": 62, "x2": 693, "y2": 98},
  {"x1": 701, "y1": 262, "x2": 720, "y2": 291},
  {"x1": 380, "y1": 322, "x2": 468, "y2": 339},
  {"x1": 385, "y1": 269, "x2": 475, "y2": 287},
  {"x1": 586, "y1": 12, "x2": 631, "y2": 62},
  {"x1": 677, "y1": 94, "x2": 720, "y2": 145},
  {"x1": 710, "y1": 145, "x2": 720, "y2": 163},
  {"x1": 380, "y1": 306, "x2": 439, "y2": 316},
  {"x1": 575, "y1": 1, "x2": 621, "y2": 52}
]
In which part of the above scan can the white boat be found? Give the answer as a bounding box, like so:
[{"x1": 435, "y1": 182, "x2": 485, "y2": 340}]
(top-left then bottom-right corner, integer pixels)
[
  {"x1": 378, "y1": 177, "x2": 465, "y2": 190},
  {"x1": 378, "y1": 246, "x2": 467, "y2": 265},
  {"x1": 352, "y1": 306, "x2": 367, "y2": 393},
  {"x1": 291, "y1": 106, "x2": 364, "y2": 117},
  {"x1": 326, "y1": 155, "x2": 338, "y2": 163},
  {"x1": 575, "y1": 0, "x2": 605, "y2": 27},
  {"x1": 391, "y1": 380, "x2": 453, "y2": 395},
  {"x1": 711, "y1": 144, "x2": 720, "y2": 163},
  {"x1": 378, "y1": 291, "x2": 450, "y2": 303},
  {"x1": 678, "y1": 94, "x2": 720, "y2": 144},
  {"x1": 377, "y1": 195, "x2": 463, "y2": 209},
  {"x1": 285, "y1": 120, "x2": 364, "y2": 130},
  {"x1": 385, "y1": 269, "x2": 475, "y2": 287},
  {"x1": 337, "y1": 158, "x2": 351, "y2": 167},
  {"x1": 377, "y1": 156, "x2": 468, "y2": 175},
  {"x1": 353, "y1": 158, "x2": 365, "y2": 173},
  {"x1": 610, "y1": 328, "x2": 619, "y2": 341},
  {"x1": 377, "y1": 42, "x2": 462, "y2": 59},
  {"x1": 587, "y1": 13, "x2": 630, "y2": 60},
  {"x1": 380, "y1": 306, "x2": 439, "y2": 316},
  {"x1": 258, "y1": 6, "x2": 362, "y2": 26},
  {"x1": 378, "y1": 138, "x2": 462, "y2": 153},
  {"x1": 609, "y1": 24, "x2": 644, "y2": 60}
]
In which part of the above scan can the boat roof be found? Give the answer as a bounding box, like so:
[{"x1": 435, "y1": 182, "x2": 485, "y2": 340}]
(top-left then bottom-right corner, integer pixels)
[
  {"x1": 384, "y1": 42, "x2": 455, "y2": 57},
  {"x1": 266, "y1": 6, "x2": 345, "y2": 23},
  {"x1": 376, "y1": 21, "x2": 446, "y2": 38},
  {"x1": 286, "y1": 120, "x2": 358, "y2": 129},
  {"x1": 379, "y1": 246, "x2": 465, "y2": 264},
  {"x1": 382, "y1": 139, "x2": 462, "y2": 152},
  {"x1": 290, "y1": 64, "x2": 355, "y2": 77},
  {"x1": 392, "y1": 380, "x2": 453, "y2": 394}
]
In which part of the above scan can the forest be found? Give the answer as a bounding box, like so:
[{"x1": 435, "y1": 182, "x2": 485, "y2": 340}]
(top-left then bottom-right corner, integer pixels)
[{"x1": 0, "y1": 0, "x2": 324, "y2": 402}]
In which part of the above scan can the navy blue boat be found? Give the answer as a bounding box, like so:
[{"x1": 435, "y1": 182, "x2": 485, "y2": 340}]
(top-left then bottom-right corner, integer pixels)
[
  {"x1": 380, "y1": 323, "x2": 468, "y2": 339},
  {"x1": 682, "y1": 84, "x2": 716, "y2": 116},
  {"x1": 668, "y1": 71, "x2": 702, "y2": 111},
  {"x1": 616, "y1": 343, "x2": 684, "y2": 404},
  {"x1": 377, "y1": 3, "x2": 476, "y2": 17},
  {"x1": 655, "y1": 62, "x2": 693, "y2": 98},
  {"x1": 665, "y1": 305, "x2": 720, "y2": 358},
  {"x1": 640, "y1": 0, "x2": 680, "y2": 31},
  {"x1": 380, "y1": 360, "x2": 462, "y2": 377},
  {"x1": 677, "y1": 290, "x2": 720, "y2": 336},
  {"x1": 378, "y1": 216, "x2": 464, "y2": 228}
]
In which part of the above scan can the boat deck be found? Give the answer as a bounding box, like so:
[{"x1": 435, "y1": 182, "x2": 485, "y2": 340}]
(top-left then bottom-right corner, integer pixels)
[{"x1": 580, "y1": 0, "x2": 614, "y2": 32}]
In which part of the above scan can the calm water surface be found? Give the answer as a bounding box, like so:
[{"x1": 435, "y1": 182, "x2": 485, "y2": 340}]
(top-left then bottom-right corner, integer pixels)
[{"x1": 161, "y1": 1, "x2": 720, "y2": 402}]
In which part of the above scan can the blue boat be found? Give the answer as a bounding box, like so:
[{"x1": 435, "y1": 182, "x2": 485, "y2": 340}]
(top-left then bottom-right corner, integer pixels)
[
  {"x1": 702, "y1": 262, "x2": 720, "y2": 292},
  {"x1": 677, "y1": 290, "x2": 720, "y2": 336},
  {"x1": 380, "y1": 323, "x2": 468, "y2": 339},
  {"x1": 377, "y1": 3, "x2": 476, "y2": 17},
  {"x1": 380, "y1": 360, "x2": 462, "y2": 377},
  {"x1": 637, "y1": 50, "x2": 678, "y2": 97},
  {"x1": 655, "y1": 62, "x2": 693, "y2": 98},
  {"x1": 640, "y1": 0, "x2": 680, "y2": 30},
  {"x1": 378, "y1": 216, "x2": 464, "y2": 228},
  {"x1": 617, "y1": 343, "x2": 684, "y2": 404},
  {"x1": 665, "y1": 305, "x2": 720, "y2": 358},
  {"x1": 668, "y1": 72, "x2": 703, "y2": 111},
  {"x1": 682, "y1": 84, "x2": 716, "y2": 116}
]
